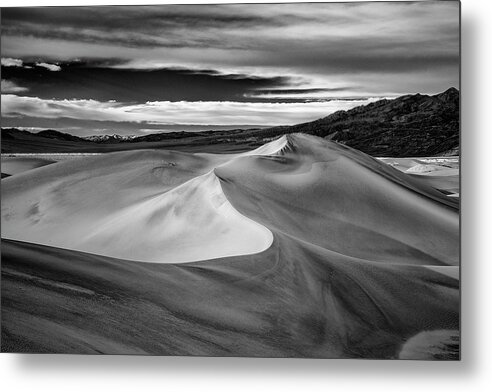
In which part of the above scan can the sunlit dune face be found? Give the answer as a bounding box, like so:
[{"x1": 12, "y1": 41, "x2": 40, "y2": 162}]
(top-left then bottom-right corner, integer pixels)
[
  {"x1": 1, "y1": 139, "x2": 289, "y2": 263},
  {"x1": 1, "y1": 135, "x2": 458, "y2": 265}
]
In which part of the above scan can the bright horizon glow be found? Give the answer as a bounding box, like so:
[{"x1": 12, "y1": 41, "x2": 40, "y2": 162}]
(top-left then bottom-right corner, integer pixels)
[{"x1": 1, "y1": 94, "x2": 390, "y2": 136}]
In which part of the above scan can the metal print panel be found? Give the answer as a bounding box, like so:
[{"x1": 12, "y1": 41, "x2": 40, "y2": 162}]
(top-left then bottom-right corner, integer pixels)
[{"x1": 0, "y1": 1, "x2": 460, "y2": 359}]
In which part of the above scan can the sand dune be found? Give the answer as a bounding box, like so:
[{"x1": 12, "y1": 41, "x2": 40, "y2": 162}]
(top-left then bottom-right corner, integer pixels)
[
  {"x1": 379, "y1": 157, "x2": 459, "y2": 172},
  {"x1": 1, "y1": 134, "x2": 458, "y2": 264},
  {"x1": 1, "y1": 156, "x2": 56, "y2": 176},
  {"x1": 1, "y1": 141, "x2": 286, "y2": 262},
  {"x1": 380, "y1": 157, "x2": 460, "y2": 197},
  {"x1": 1, "y1": 134, "x2": 459, "y2": 358},
  {"x1": 74, "y1": 171, "x2": 273, "y2": 262},
  {"x1": 405, "y1": 163, "x2": 458, "y2": 175},
  {"x1": 217, "y1": 134, "x2": 458, "y2": 265}
]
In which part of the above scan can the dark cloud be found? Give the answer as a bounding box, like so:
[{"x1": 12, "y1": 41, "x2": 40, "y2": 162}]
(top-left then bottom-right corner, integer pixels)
[
  {"x1": 1, "y1": 61, "x2": 294, "y2": 103},
  {"x1": 1, "y1": 5, "x2": 278, "y2": 30},
  {"x1": 1, "y1": 6, "x2": 285, "y2": 50},
  {"x1": 255, "y1": 48, "x2": 459, "y2": 75}
]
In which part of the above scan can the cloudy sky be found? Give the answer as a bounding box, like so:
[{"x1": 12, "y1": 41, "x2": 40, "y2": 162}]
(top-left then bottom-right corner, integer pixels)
[{"x1": 1, "y1": 1, "x2": 459, "y2": 136}]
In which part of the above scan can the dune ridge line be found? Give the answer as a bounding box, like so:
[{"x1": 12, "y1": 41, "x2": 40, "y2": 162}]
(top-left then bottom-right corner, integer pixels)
[{"x1": 1, "y1": 134, "x2": 457, "y2": 266}]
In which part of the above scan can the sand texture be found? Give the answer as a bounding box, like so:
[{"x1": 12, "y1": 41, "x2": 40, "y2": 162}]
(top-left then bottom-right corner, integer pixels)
[
  {"x1": 1, "y1": 134, "x2": 459, "y2": 358},
  {"x1": 1, "y1": 156, "x2": 56, "y2": 177}
]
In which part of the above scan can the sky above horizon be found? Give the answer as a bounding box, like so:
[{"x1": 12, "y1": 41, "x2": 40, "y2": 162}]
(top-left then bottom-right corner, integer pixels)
[{"x1": 1, "y1": 2, "x2": 460, "y2": 136}]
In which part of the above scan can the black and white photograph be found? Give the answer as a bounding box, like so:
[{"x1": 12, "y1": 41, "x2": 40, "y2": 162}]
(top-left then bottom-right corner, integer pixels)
[{"x1": 1, "y1": 1, "x2": 460, "y2": 360}]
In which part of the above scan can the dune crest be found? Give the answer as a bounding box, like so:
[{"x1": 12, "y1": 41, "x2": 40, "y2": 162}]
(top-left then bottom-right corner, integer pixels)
[
  {"x1": 1, "y1": 163, "x2": 275, "y2": 264},
  {"x1": 240, "y1": 135, "x2": 288, "y2": 156},
  {"x1": 78, "y1": 170, "x2": 273, "y2": 262},
  {"x1": 1, "y1": 134, "x2": 458, "y2": 265},
  {"x1": 0, "y1": 136, "x2": 289, "y2": 263}
]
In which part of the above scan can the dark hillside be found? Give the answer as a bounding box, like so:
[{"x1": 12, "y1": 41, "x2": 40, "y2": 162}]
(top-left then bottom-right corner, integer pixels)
[{"x1": 259, "y1": 88, "x2": 459, "y2": 157}]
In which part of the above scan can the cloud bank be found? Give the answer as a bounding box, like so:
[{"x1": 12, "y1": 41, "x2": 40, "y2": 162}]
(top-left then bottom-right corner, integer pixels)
[
  {"x1": 0, "y1": 2, "x2": 459, "y2": 134},
  {"x1": 1, "y1": 2, "x2": 459, "y2": 96},
  {"x1": 1, "y1": 94, "x2": 383, "y2": 135}
]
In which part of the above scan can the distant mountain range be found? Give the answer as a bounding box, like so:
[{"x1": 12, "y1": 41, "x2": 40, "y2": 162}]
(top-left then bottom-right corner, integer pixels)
[
  {"x1": 83, "y1": 134, "x2": 140, "y2": 142},
  {"x1": 259, "y1": 87, "x2": 459, "y2": 156},
  {"x1": 1, "y1": 88, "x2": 459, "y2": 156}
]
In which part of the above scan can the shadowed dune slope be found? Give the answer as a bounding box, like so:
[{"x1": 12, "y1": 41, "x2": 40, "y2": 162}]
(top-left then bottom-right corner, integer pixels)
[
  {"x1": 1, "y1": 134, "x2": 459, "y2": 358},
  {"x1": 216, "y1": 134, "x2": 458, "y2": 265},
  {"x1": 407, "y1": 173, "x2": 459, "y2": 196},
  {"x1": 1, "y1": 237, "x2": 458, "y2": 358}
]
